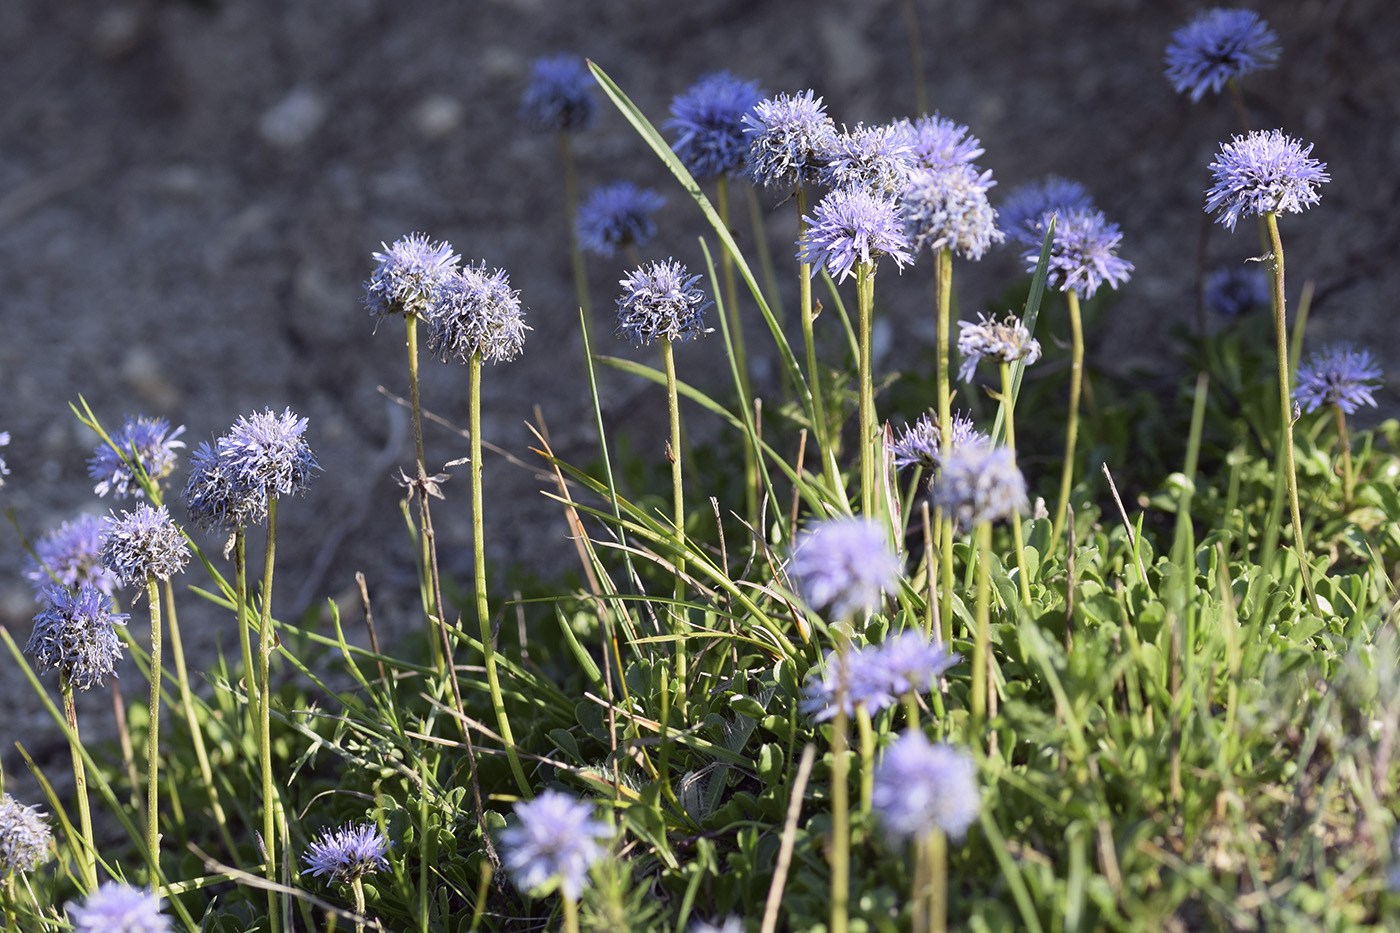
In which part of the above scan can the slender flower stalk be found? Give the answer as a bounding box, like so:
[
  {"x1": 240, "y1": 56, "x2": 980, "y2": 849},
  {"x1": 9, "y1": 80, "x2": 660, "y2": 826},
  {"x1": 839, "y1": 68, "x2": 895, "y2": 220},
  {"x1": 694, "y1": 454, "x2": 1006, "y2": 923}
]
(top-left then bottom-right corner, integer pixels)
[{"x1": 1294, "y1": 343, "x2": 1382, "y2": 509}]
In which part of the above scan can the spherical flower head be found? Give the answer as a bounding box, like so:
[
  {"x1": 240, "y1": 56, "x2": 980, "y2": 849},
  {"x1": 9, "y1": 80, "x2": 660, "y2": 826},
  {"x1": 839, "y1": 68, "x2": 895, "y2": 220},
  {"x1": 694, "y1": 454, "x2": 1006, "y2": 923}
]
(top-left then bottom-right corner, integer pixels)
[
  {"x1": 364, "y1": 233, "x2": 461, "y2": 323},
  {"x1": 426, "y1": 263, "x2": 530, "y2": 364},
  {"x1": 102, "y1": 503, "x2": 190, "y2": 587},
  {"x1": 88, "y1": 415, "x2": 186, "y2": 500},
  {"x1": 500, "y1": 790, "x2": 610, "y2": 900},
  {"x1": 902, "y1": 164, "x2": 1004, "y2": 261},
  {"x1": 67, "y1": 881, "x2": 170, "y2": 933},
  {"x1": 1204, "y1": 264, "x2": 1270, "y2": 317},
  {"x1": 877, "y1": 630, "x2": 958, "y2": 696},
  {"x1": 615, "y1": 259, "x2": 713, "y2": 347},
  {"x1": 220, "y1": 408, "x2": 319, "y2": 511},
  {"x1": 1205, "y1": 129, "x2": 1329, "y2": 231},
  {"x1": 789, "y1": 517, "x2": 901, "y2": 622},
  {"x1": 819, "y1": 122, "x2": 916, "y2": 196},
  {"x1": 0, "y1": 793, "x2": 53, "y2": 876},
  {"x1": 0, "y1": 430, "x2": 11, "y2": 489},
  {"x1": 576, "y1": 182, "x2": 666, "y2": 258},
  {"x1": 26, "y1": 583, "x2": 128, "y2": 692},
  {"x1": 665, "y1": 71, "x2": 765, "y2": 180},
  {"x1": 932, "y1": 441, "x2": 1028, "y2": 529},
  {"x1": 957, "y1": 313, "x2": 1041, "y2": 382},
  {"x1": 743, "y1": 90, "x2": 837, "y2": 191},
  {"x1": 303, "y1": 822, "x2": 391, "y2": 885},
  {"x1": 801, "y1": 645, "x2": 896, "y2": 722},
  {"x1": 1294, "y1": 343, "x2": 1383, "y2": 415},
  {"x1": 183, "y1": 440, "x2": 260, "y2": 534},
  {"x1": 520, "y1": 54, "x2": 596, "y2": 134},
  {"x1": 24, "y1": 514, "x2": 120, "y2": 599},
  {"x1": 893, "y1": 113, "x2": 984, "y2": 170},
  {"x1": 1022, "y1": 207, "x2": 1133, "y2": 299},
  {"x1": 872, "y1": 731, "x2": 980, "y2": 840},
  {"x1": 999, "y1": 176, "x2": 1096, "y2": 246},
  {"x1": 797, "y1": 186, "x2": 913, "y2": 283},
  {"x1": 889, "y1": 412, "x2": 986, "y2": 472},
  {"x1": 1164, "y1": 8, "x2": 1279, "y2": 103}
]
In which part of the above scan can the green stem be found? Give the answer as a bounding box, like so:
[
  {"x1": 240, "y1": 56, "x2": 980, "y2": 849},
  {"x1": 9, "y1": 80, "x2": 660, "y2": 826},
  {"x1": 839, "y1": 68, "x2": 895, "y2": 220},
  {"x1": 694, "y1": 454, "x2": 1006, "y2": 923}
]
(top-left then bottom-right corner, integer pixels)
[
  {"x1": 746, "y1": 184, "x2": 785, "y2": 325},
  {"x1": 259, "y1": 500, "x2": 282, "y2": 933},
  {"x1": 563, "y1": 895, "x2": 581, "y2": 933},
  {"x1": 717, "y1": 177, "x2": 759, "y2": 526},
  {"x1": 935, "y1": 248, "x2": 956, "y2": 641},
  {"x1": 1052, "y1": 289, "x2": 1085, "y2": 554},
  {"x1": 352, "y1": 876, "x2": 367, "y2": 933},
  {"x1": 927, "y1": 828, "x2": 947, "y2": 933},
  {"x1": 856, "y1": 261, "x2": 876, "y2": 518},
  {"x1": 407, "y1": 314, "x2": 445, "y2": 677},
  {"x1": 234, "y1": 531, "x2": 255, "y2": 743},
  {"x1": 856, "y1": 705, "x2": 875, "y2": 816},
  {"x1": 560, "y1": 132, "x2": 594, "y2": 343},
  {"x1": 797, "y1": 188, "x2": 843, "y2": 499},
  {"x1": 830, "y1": 704, "x2": 850, "y2": 933},
  {"x1": 63, "y1": 678, "x2": 98, "y2": 891},
  {"x1": 970, "y1": 523, "x2": 992, "y2": 735},
  {"x1": 1000, "y1": 361, "x2": 1032, "y2": 604},
  {"x1": 662, "y1": 339, "x2": 689, "y2": 715},
  {"x1": 1335, "y1": 404, "x2": 1354, "y2": 510},
  {"x1": 145, "y1": 575, "x2": 162, "y2": 863},
  {"x1": 470, "y1": 355, "x2": 532, "y2": 797},
  {"x1": 1263, "y1": 211, "x2": 1316, "y2": 610}
]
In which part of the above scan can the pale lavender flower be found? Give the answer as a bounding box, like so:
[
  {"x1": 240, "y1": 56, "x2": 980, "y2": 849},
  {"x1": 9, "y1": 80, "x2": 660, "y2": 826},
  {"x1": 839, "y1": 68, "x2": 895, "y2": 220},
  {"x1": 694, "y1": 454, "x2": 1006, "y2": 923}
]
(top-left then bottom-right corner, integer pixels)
[
  {"x1": 893, "y1": 114, "x2": 984, "y2": 170},
  {"x1": 25, "y1": 514, "x2": 120, "y2": 599},
  {"x1": 615, "y1": 259, "x2": 713, "y2": 347},
  {"x1": 877, "y1": 631, "x2": 958, "y2": 696},
  {"x1": 88, "y1": 415, "x2": 186, "y2": 500},
  {"x1": 902, "y1": 164, "x2": 1003, "y2": 260},
  {"x1": 520, "y1": 54, "x2": 596, "y2": 134},
  {"x1": 1164, "y1": 8, "x2": 1279, "y2": 103},
  {"x1": 872, "y1": 731, "x2": 979, "y2": 840},
  {"x1": 102, "y1": 504, "x2": 190, "y2": 587},
  {"x1": 666, "y1": 71, "x2": 765, "y2": 180},
  {"x1": 999, "y1": 176, "x2": 1095, "y2": 246},
  {"x1": 797, "y1": 186, "x2": 912, "y2": 282},
  {"x1": 1294, "y1": 344, "x2": 1383, "y2": 415},
  {"x1": 0, "y1": 793, "x2": 52, "y2": 876},
  {"x1": 1022, "y1": 207, "x2": 1133, "y2": 299},
  {"x1": 933, "y1": 441, "x2": 1028, "y2": 529},
  {"x1": 957, "y1": 313, "x2": 1042, "y2": 382},
  {"x1": 364, "y1": 233, "x2": 461, "y2": 323},
  {"x1": 183, "y1": 440, "x2": 260, "y2": 534},
  {"x1": 820, "y1": 123, "x2": 916, "y2": 196},
  {"x1": 26, "y1": 584, "x2": 128, "y2": 692},
  {"x1": 67, "y1": 881, "x2": 170, "y2": 933},
  {"x1": 185, "y1": 409, "x2": 318, "y2": 533},
  {"x1": 801, "y1": 645, "x2": 896, "y2": 722},
  {"x1": 889, "y1": 412, "x2": 986, "y2": 472},
  {"x1": 303, "y1": 822, "x2": 391, "y2": 884},
  {"x1": 576, "y1": 181, "x2": 666, "y2": 257},
  {"x1": 689, "y1": 917, "x2": 744, "y2": 933},
  {"x1": 1205, "y1": 129, "x2": 1329, "y2": 231},
  {"x1": 500, "y1": 790, "x2": 611, "y2": 900},
  {"x1": 743, "y1": 90, "x2": 837, "y2": 191},
  {"x1": 1204, "y1": 264, "x2": 1270, "y2": 317},
  {"x1": 0, "y1": 431, "x2": 9, "y2": 488},
  {"x1": 426, "y1": 263, "x2": 530, "y2": 364},
  {"x1": 789, "y1": 517, "x2": 901, "y2": 621}
]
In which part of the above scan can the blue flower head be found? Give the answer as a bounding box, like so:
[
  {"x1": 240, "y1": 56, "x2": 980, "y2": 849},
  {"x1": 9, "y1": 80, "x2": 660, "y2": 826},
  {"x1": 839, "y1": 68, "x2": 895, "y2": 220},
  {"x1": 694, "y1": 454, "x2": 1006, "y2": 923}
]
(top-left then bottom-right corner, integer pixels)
[
  {"x1": 26, "y1": 583, "x2": 128, "y2": 692},
  {"x1": 957, "y1": 313, "x2": 1041, "y2": 382},
  {"x1": 1165, "y1": 8, "x2": 1280, "y2": 103},
  {"x1": 999, "y1": 176, "x2": 1096, "y2": 246},
  {"x1": 520, "y1": 55, "x2": 597, "y2": 134},
  {"x1": 797, "y1": 186, "x2": 913, "y2": 282},
  {"x1": 303, "y1": 822, "x2": 391, "y2": 885},
  {"x1": 902, "y1": 164, "x2": 1004, "y2": 261},
  {"x1": 666, "y1": 71, "x2": 765, "y2": 180},
  {"x1": 743, "y1": 90, "x2": 837, "y2": 191},
  {"x1": 1022, "y1": 207, "x2": 1133, "y2": 299},
  {"x1": 1294, "y1": 343, "x2": 1383, "y2": 415},
  {"x1": 801, "y1": 645, "x2": 896, "y2": 722},
  {"x1": 25, "y1": 514, "x2": 120, "y2": 599},
  {"x1": 500, "y1": 790, "x2": 611, "y2": 900},
  {"x1": 615, "y1": 259, "x2": 713, "y2": 347},
  {"x1": 820, "y1": 123, "x2": 916, "y2": 196},
  {"x1": 877, "y1": 631, "x2": 958, "y2": 697},
  {"x1": 1205, "y1": 129, "x2": 1329, "y2": 231},
  {"x1": 426, "y1": 264, "x2": 529, "y2": 364},
  {"x1": 0, "y1": 793, "x2": 52, "y2": 876},
  {"x1": 789, "y1": 517, "x2": 901, "y2": 622},
  {"x1": 689, "y1": 917, "x2": 744, "y2": 933},
  {"x1": 88, "y1": 415, "x2": 186, "y2": 500},
  {"x1": 1204, "y1": 264, "x2": 1270, "y2": 317},
  {"x1": 872, "y1": 731, "x2": 980, "y2": 840},
  {"x1": 576, "y1": 182, "x2": 666, "y2": 257},
  {"x1": 0, "y1": 431, "x2": 11, "y2": 489},
  {"x1": 102, "y1": 503, "x2": 190, "y2": 588},
  {"x1": 364, "y1": 233, "x2": 461, "y2": 323},
  {"x1": 889, "y1": 412, "x2": 987, "y2": 472},
  {"x1": 183, "y1": 441, "x2": 260, "y2": 534},
  {"x1": 894, "y1": 114, "x2": 984, "y2": 170},
  {"x1": 67, "y1": 881, "x2": 171, "y2": 933},
  {"x1": 185, "y1": 409, "x2": 318, "y2": 533},
  {"x1": 933, "y1": 441, "x2": 1028, "y2": 529}
]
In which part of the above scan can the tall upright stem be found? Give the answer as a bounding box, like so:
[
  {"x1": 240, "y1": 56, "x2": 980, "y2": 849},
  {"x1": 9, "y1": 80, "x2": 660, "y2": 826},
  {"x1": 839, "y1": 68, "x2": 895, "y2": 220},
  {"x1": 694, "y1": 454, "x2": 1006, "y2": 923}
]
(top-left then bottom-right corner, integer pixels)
[
  {"x1": 1052, "y1": 290, "x2": 1085, "y2": 554},
  {"x1": 856, "y1": 262, "x2": 876, "y2": 518},
  {"x1": 935, "y1": 248, "x2": 956, "y2": 640},
  {"x1": 259, "y1": 499, "x2": 282, "y2": 933},
  {"x1": 1000, "y1": 362, "x2": 1032, "y2": 604},
  {"x1": 471, "y1": 355, "x2": 532, "y2": 796},
  {"x1": 1335, "y1": 404, "x2": 1355, "y2": 510},
  {"x1": 63, "y1": 679, "x2": 98, "y2": 891},
  {"x1": 234, "y1": 532, "x2": 255, "y2": 744},
  {"x1": 144, "y1": 575, "x2": 162, "y2": 862},
  {"x1": 662, "y1": 339, "x2": 688, "y2": 712},
  {"x1": 970, "y1": 523, "x2": 993, "y2": 736},
  {"x1": 797, "y1": 188, "x2": 843, "y2": 498},
  {"x1": 407, "y1": 314, "x2": 445, "y2": 676},
  {"x1": 717, "y1": 177, "x2": 758, "y2": 526},
  {"x1": 830, "y1": 704, "x2": 850, "y2": 933}
]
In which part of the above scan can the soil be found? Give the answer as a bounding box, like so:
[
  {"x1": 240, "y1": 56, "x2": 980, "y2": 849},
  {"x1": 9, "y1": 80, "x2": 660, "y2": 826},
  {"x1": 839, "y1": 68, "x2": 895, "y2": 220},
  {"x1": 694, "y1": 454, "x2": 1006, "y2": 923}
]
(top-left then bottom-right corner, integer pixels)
[{"x1": 1, "y1": 0, "x2": 1397, "y2": 805}]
